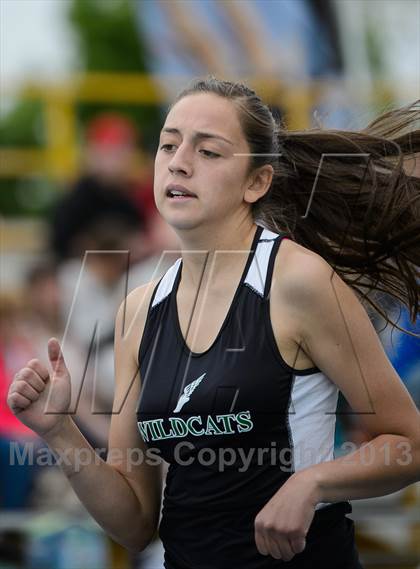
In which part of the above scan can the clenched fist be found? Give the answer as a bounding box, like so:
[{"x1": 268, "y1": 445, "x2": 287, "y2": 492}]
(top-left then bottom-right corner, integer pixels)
[{"x1": 7, "y1": 337, "x2": 72, "y2": 439}]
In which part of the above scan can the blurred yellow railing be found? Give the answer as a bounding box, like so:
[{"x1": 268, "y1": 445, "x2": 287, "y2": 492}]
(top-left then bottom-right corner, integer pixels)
[
  {"x1": 1, "y1": 73, "x2": 164, "y2": 182},
  {"x1": 0, "y1": 72, "x2": 403, "y2": 183},
  {"x1": 0, "y1": 73, "x2": 412, "y2": 257},
  {"x1": 0, "y1": 218, "x2": 46, "y2": 253}
]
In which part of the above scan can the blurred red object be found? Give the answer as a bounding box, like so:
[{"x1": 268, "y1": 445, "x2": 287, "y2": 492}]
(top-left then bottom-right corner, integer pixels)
[
  {"x1": 86, "y1": 113, "x2": 138, "y2": 147},
  {"x1": 0, "y1": 348, "x2": 38, "y2": 439}
]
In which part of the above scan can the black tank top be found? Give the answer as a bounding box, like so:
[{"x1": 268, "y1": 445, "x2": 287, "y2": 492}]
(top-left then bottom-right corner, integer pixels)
[{"x1": 136, "y1": 223, "x2": 352, "y2": 569}]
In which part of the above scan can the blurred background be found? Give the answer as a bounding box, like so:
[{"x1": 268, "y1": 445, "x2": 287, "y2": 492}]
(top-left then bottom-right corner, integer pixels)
[{"x1": 0, "y1": 0, "x2": 419, "y2": 568}]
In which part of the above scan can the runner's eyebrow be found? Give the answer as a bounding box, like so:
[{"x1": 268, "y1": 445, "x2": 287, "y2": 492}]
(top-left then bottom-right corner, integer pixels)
[{"x1": 161, "y1": 128, "x2": 234, "y2": 146}]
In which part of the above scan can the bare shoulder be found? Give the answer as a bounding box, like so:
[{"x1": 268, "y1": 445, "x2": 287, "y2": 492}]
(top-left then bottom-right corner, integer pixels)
[
  {"x1": 273, "y1": 237, "x2": 343, "y2": 305},
  {"x1": 267, "y1": 238, "x2": 337, "y2": 370},
  {"x1": 272, "y1": 236, "x2": 365, "y2": 353},
  {"x1": 122, "y1": 278, "x2": 162, "y2": 322},
  {"x1": 271, "y1": 237, "x2": 353, "y2": 351}
]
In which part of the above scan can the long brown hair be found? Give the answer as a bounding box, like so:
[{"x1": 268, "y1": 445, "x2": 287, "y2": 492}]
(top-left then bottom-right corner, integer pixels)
[{"x1": 172, "y1": 77, "x2": 420, "y2": 335}]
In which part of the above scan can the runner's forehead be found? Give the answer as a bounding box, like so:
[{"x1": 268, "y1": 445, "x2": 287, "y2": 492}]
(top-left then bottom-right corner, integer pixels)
[
  {"x1": 160, "y1": 127, "x2": 234, "y2": 146},
  {"x1": 163, "y1": 94, "x2": 243, "y2": 142}
]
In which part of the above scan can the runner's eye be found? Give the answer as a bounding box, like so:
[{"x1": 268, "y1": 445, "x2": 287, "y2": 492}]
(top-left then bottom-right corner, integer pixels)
[{"x1": 199, "y1": 149, "x2": 220, "y2": 158}]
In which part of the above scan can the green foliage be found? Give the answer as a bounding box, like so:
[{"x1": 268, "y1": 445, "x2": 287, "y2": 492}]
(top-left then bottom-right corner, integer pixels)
[
  {"x1": 68, "y1": 0, "x2": 162, "y2": 152},
  {"x1": 0, "y1": 101, "x2": 54, "y2": 217},
  {"x1": 0, "y1": 0, "x2": 162, "y2": 216},
  {"x1": 68, "y1": 0, "x2": 150, "y2": 73},
  {"x1": 0, "y1": 100, "x2": 44, "y2": 147},
  {"x1": 0, "y1": 178, "x2": 60, "y2": 217},
  {"x1": 365, "y1": 23, "x2": 385, "y2": 78}
]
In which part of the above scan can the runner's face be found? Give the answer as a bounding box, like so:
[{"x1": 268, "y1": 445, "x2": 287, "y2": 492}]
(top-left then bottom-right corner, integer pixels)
[{"x1": 154, "y1": 93, "x2": 252, "y2": 230}]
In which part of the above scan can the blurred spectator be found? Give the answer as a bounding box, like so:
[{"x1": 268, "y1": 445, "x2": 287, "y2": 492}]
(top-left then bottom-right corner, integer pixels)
[
  {"x1": 56, "y1": 219, "x2": 134, "y2": 421},
  {"x1": 24, "y1": 260, "x2": 111, "y2": 455},
  {"x1": 0, "y1": 262, "x2": 105, "y2": 511},
  {"x1": 52, "y1": 214, "x2": 176, "y2": 453},
  {"x1": 48, "y1": 112, "x2": 154, "y2": 266},
  {"x1": 46, "y1": 109, "x2": 179, "y2": 463},
  {"x1": 25, "y1": 261, "x2": 62, "y2": 336}
]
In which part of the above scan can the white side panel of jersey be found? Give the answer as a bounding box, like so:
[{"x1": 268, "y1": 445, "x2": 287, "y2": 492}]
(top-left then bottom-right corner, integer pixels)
[{"x1": 288, "y1": 371, "x2": 339, "y2": 510}]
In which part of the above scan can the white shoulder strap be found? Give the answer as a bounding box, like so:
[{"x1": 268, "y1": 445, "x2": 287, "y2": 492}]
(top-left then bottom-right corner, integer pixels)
[
  {"x1": 244, "y1": 228, "x2": 279, "y2": 296},
  {"x1": 151, "y1": 257, "x2": 182, "y2": 308}
]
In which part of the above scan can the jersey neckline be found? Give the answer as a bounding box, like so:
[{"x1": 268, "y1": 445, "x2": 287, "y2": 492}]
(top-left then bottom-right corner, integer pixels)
[{"x1": 171, "y1": 224, "x2": 265, "y2": 358}]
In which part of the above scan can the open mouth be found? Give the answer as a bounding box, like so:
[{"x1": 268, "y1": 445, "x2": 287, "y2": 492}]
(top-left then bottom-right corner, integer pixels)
[{"x1": 166, "y1": 188, "x2": 197, "y2": 199}]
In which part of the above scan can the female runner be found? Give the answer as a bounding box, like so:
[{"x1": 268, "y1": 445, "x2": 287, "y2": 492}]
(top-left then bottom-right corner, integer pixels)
[{"x1": 7, "y1": 77, "x2": 420, "y2": 568}]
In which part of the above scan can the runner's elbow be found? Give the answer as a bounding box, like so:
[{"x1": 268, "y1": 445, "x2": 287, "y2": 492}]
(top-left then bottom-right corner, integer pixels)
[{"x1": 123, "y1": 518, "x2": 158, "y2": 554}]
